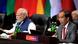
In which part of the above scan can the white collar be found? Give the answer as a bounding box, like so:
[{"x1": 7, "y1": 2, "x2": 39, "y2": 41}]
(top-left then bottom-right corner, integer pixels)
[
  {"x1": 16, "y1": 21, "x2": 24, "y2": 26},
  {"x1": 64, "y1": 22, "x2": 69, "y2": 28}
]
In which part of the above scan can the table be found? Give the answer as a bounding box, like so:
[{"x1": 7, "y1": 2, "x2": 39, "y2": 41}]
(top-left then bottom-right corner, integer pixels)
[{"x1": 0, "y1": 39, "x2": 43, "y2": 44}]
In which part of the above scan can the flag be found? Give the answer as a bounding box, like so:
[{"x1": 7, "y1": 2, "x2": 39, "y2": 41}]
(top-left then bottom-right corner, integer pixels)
[
  {"x1": 15, "y1": 0, "x2": 38, "y2": 17},
  {"x1": 0, "y1": 0, "x2": 6, "y2": 13},
  {"x1": 73, "y1": 0, "x2": 78, "y2": 10},
  {"x1": 50, "y1": 0, "x2": 62, "y2": 18},
  {"x1": 0, "y1": 0, "x2": 76, "y2": 17},
  {"x1": 15, "y1": 0, "x2": 23, "y2": 13},
  {"x1": 15, "y1": 0, "x2": 45, "y2": 17},
  {"x1": 22, "y1": 0, "x2": 38, "y2": 17},
  {"x1": 7, "y1": 0, "x2": 15, "y2": 16},
  {"x1": 61, "y1": 0, "x2": 75, "y2": 12},
  {"x1": 44, "y1": 0, "x2": 51, "y2": 17},
  {"x1": 36, "y1": 0, "x2": 44, "y2": 15},
  {"x1": 27, "y1": 0, "x2": 38, "y2": 17}
]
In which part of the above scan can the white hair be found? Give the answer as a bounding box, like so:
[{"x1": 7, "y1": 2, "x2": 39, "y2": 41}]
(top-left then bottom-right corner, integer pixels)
[
  {"x1": 16, "y1": 8, "x2": 28, "y2": 16},
  {"x1": 72, "y1": 10, "x2": 78, "y2": 15}
]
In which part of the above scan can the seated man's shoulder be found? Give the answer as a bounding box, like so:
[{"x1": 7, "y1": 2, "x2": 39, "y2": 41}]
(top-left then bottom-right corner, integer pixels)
[
  {"x1": 28, "y1": 22, "x2": 36, "y2": 30},
  {"x1": 70, "y1": 22, "x2": 77, "y2": 27},
  {"x1": 29, "y1": 22, "x2": 35, "y2": 25}
]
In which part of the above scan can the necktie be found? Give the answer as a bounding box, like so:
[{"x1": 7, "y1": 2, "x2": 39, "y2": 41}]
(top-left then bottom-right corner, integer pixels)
[{"x1": 62, "y1": 27, "x2": 67, "y2": 40}]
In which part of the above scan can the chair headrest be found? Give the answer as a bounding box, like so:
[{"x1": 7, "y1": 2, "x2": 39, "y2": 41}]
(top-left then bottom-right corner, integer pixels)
[
  {"x1": 0, "y1": 13, "x2": 5, "y2": 27},
  {"x1": 31, "y1": 14, "x2": 48, "y2": 25}
]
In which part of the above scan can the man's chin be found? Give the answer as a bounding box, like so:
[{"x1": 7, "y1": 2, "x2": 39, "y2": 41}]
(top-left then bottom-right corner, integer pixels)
[
  {"x1": 16, "y1": 20, "x2": 22, "y2": 22},
  {"x1": 60, "y1": 23, "x2": 65, "y2": 26}
]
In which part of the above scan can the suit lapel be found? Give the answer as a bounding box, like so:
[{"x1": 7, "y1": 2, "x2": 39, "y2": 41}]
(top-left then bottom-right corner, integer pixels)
[
  {"x1": 60, "y1": 22, "x2": 71, "y2": 40},
  {"x1": 59, "y1": 25, "x2": 63, "y2": 40},
  {"x1": 66, "y1": 22, "x2": 72, "y2": 39}
]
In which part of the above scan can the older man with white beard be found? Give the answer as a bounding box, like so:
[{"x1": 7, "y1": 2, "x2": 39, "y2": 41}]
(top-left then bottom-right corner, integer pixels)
[{"x1": 0, "y1": 8, "x2": 36, "y2": 39}]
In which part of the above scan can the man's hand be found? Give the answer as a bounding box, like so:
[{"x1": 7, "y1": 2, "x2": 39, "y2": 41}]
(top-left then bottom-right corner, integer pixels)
[
  {"x1": 0, "y1": 33, "x2": 13, "y2": 39},
  {"x1": 52, "y1": 33, "x2": 57, "y2": 37}
]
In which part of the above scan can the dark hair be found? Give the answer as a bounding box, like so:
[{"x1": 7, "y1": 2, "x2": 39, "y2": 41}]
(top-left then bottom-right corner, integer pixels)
[{"x1": 60, "y1": 10, "x2": 72, "y2": 21}]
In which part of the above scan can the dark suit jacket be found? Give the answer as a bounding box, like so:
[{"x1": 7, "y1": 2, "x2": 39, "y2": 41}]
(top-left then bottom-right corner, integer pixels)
[{"x1": 56, "y1": 22, "x2": 77, "y2": 43}]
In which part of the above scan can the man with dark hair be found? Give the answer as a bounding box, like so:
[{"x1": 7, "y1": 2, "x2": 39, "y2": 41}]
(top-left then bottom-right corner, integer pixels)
[{"x1": 53, "y1": 11, "x2": 77, "y2": 43}]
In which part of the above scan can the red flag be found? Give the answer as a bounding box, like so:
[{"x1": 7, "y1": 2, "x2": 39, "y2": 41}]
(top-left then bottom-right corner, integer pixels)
[
  {"x1": 61, "y1": 0, "x2": 75, "y2": 12},
  {"x1": 22, "y1": 0, "x2": 38, "y2": 17},
  {"x1": 15, "y1": 0, "x2": 23, "y2": 13},
  {"x1": 15, "y1": 0, "x2": 38, "y2": 17}
]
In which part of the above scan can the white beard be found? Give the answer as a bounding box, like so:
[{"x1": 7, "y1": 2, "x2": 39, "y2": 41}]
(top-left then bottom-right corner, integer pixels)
[{"x1": 16, "y1": 20, "x2": 23, "y2": 23}]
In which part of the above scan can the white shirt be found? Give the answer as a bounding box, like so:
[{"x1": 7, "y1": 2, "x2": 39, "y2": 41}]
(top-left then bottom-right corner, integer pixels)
[
  {"x1": 61, "y1": 22, "x2": 69, "y2": 39},
  {"x1": 3, "y1": 22, "x2": 36, "y2": 34},
  {"x1": 0, "y1": 22, "x2": 36, "y2": 39},
  {"x1": 64, "y1": 22, "x2": 69, "y2": 30},
  {"x1": 52, "y1": 22, "x2": 69, "y2": 38}
]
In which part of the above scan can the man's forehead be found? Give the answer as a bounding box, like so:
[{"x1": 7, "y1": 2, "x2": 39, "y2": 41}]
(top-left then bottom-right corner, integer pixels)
[
  {"x1": 59, "y1": 12, "x2": 65, "y2": 17},
  {"x1": 17, "y1": 10, "x2": 26, "y2": 13},
  {"x1": 72, "y1": 10, "x2": 78, "y2": 15},
  {"x1": 17, "y1": 8, "x2": 27, "y2": 14}
]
